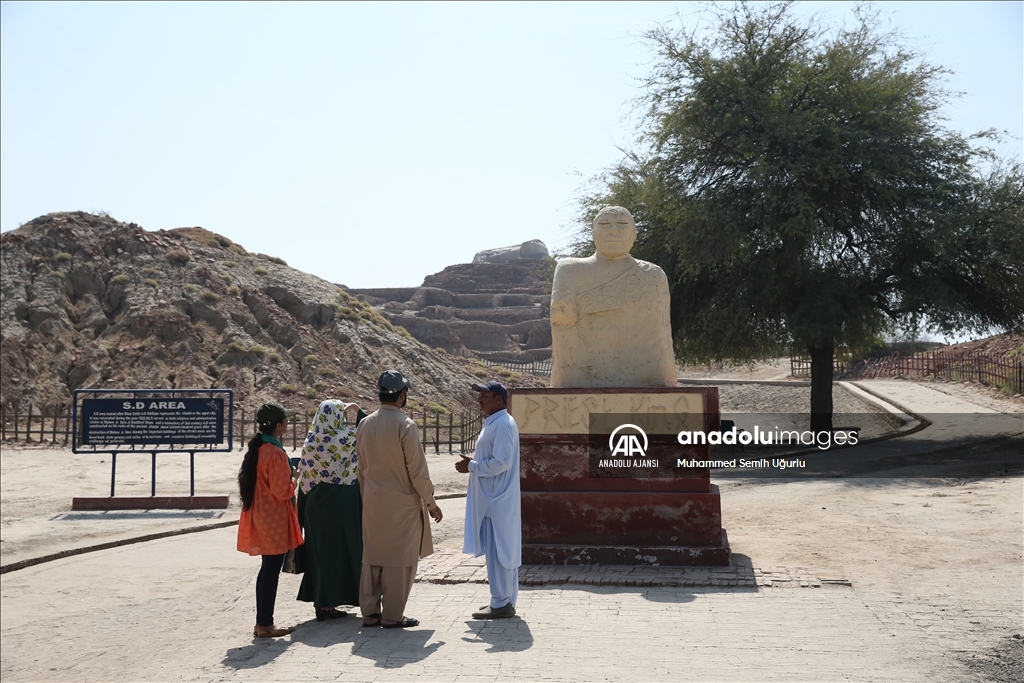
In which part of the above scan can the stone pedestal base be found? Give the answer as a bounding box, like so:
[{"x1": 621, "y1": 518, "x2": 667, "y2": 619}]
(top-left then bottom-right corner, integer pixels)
[
  {"x1": 510, "y1": 387, "x2": 730, "y2": 567},
  {"x1": 523, "y1": 531, "x2": 730, "y2": 567}
]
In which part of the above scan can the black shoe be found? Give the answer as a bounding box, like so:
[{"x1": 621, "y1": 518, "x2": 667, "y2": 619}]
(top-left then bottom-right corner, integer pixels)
[
  {"x1": 472, "y1": 603, "x2": 516, "y2": 619},
  {"x1": 381, "y1": 616, "x2": 420, "y2": 629},
  {"x1": 315, "y1": 608, "x2": 348, "y2": 622}
]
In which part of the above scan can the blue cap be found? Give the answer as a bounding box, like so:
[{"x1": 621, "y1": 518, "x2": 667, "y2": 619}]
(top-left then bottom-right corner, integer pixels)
[{"x1": 471, "y1": 380, "x2": 509, "y2": 404}]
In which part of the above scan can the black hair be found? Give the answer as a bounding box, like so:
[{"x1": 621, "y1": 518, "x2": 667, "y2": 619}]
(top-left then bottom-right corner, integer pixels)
[
  {"x1": 237, "y1": 420, "x2": 282, "y2": 511},
  {"x1": 378, "y1": 388, "x2": 406, "y2": 404}
]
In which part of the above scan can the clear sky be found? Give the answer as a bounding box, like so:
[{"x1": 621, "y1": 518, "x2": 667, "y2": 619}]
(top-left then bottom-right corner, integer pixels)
[{"x1": 2, "y1": 1, "x2": 1022, "y2": 291}]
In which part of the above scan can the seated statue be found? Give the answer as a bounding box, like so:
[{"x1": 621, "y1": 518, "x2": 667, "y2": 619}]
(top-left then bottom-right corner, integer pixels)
[{"x1": 550, "y1": 206, "x2": 677, "y2": 388}]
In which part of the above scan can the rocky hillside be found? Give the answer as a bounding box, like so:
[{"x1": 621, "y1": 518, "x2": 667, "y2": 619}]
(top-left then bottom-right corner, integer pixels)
[
  {"x1": 0, "y1": 212, "x2": 483, "y2": 413},
  {"x1": 936, "y1": 333, "x2": 1023, "y2": 358}
]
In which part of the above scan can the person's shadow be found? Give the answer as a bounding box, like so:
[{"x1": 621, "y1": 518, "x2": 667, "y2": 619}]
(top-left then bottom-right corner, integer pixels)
[
  {"x1": 222, "y1": 614, "x2": 362, "y2": 670},
  {"x1": 221, "y1": 635, "x2": 294, "y2": 670},
  {"x1": 346, "y1": 625, "x2": 445, "y2": 668},
  {"x1": 461, "y1": 617, "x2": 534, "y2": 652},
  {"x1": 223, "y1": 615, "x2": 446, "y2": 670}
]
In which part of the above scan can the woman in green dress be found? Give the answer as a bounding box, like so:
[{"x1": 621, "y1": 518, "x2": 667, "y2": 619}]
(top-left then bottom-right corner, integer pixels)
[{"x1": 295, "y1": 400, "x2": 366, "y2": 621}]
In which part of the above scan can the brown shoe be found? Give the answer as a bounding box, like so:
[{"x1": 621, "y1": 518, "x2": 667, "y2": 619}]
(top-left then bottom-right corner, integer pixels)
[{"x1": 254, "y1": 624, "x2": 295, "y2": 638}]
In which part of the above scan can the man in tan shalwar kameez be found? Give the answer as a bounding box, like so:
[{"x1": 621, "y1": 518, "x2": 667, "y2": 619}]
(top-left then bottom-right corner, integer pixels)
[{"x1": 356, "y1": 370, "x2": 442, "y2": 628}]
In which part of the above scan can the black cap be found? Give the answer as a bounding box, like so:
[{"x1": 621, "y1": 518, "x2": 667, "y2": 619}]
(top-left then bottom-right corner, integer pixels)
[
  {"x1": 256, "y1": 402, "x2": 296, "y2": 426},
  {"x1": 377, "y1": 370, "x2": 411, "y2": 395},
  {"x1": 471, "y1": 380, "x2": 509, "y2": 404}
]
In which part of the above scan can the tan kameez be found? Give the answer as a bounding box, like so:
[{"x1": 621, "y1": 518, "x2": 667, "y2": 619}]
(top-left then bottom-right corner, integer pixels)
[{"x1": 356, "y1": 405, "x2": 436, "y2": 567}]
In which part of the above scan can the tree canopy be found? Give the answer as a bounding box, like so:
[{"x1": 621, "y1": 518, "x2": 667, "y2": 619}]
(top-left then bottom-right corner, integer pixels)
[{"x1": 581, "y1": 1, "x2": 1024, "y2": 427}]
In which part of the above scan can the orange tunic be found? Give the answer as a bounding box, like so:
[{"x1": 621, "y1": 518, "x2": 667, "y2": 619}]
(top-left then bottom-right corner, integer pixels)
[{"x1": 237, "y1": 442, "x2": 303, "y2": 556}]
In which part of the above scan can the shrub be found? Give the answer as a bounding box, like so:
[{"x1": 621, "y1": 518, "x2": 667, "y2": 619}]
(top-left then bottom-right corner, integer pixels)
[
  {"x1": 471, "y1": 367, "x2": 489, "y2": 378},
  {"x1": 143, "y1": 278, "x2": 158, "y2": 288},
  {"x1": 337, "y1": 307, "x2": 357, "y2": 320},
  {"x1": 268, "y1": 352, "x2": 281, "y2": 363},
  {"x1": 55, "y1": 252, "x2": 72, "y2": 262},
  {"x1": 255, "y1": 253, "x2": 287, "y2": 266},
  {"x1": 166, "y1": 248, "x2": 192, "y2": 265},
  {"x1": 220, "y1": 274, "x2": 232, "y2": 284},
  {"x1": 227, "y1": 341, "x2": 246, "y2": 353},
  {"x1": 228, "y1": 285, "x2": 240, "y2": 295},
  {"x1": 494, "y1": 366, "x2": 513, "y2": 378},
  {"x1": 49, "y1": 270, "x2": 65, "y2": 279},
  {"x1": 142, "y1": 267, "x2": 159, "y2": 277},
  {"x1": 312, "y1": 381, "x2": 328, "y2": 390},
  {"x1": 304, "y1": 388, "x2": 318, "y2": 398},
  {"x1": 317, "y1": 367, "x2": 337, "y2": 378},
  {"x1": 200, "y1": 290, "x2": 220, "y2": 303},
  {"x1": 425, "y1": 401, "x2": 450, "y2": 415},
  {"x1": 183, "y1": 284, "x2": 199, "y2": 293},
  {"x1": 250, "y1": 345, "x2": 267, "y2": 357},
  {"x1": 396, "y1": 326, "x2": 413, "y2": 339},
  {"x1": 222, "y1": 260, "x2": 236, "y2": 268},
  {"x1": 226, "y1": 244, "x2": 248, "y2": 256},
  {"x1": 254, "y1": 266, "x2": 269, "y2": 275},
  {"x1": 304, "y1": 354, "x2": 319, "y2": 364},
  {"x1": 111, "y1": 274, "x2": 130, "y2": 285},
  {"x1": 278, "y1": 384, "x2": 298, "y2": 394}
]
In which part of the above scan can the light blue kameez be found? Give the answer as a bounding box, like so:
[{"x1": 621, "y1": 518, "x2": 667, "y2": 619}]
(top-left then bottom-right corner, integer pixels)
[{"x1": 463, "y1": 408, "x2": 521, "y2": 607}]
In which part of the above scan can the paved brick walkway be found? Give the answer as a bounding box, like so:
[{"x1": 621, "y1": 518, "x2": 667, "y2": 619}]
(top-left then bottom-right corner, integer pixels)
[
  {"x1": 0, "y1": 528, "x2": 952, "y2": 682},
  {"x1": 417, "y1": 548, "x2": 850, "y2": 589}
]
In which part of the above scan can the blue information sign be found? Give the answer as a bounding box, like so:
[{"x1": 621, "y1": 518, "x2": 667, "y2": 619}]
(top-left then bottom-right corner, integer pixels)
[{"x1": 80, "y1": 397, "x2": 225, "y2": 446}]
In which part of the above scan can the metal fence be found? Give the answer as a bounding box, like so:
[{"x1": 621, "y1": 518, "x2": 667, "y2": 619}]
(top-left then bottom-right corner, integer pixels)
[
  {"x1": 1, "y1": 402, "x2": 487, "y2": 453},
  {"x1": 458, "y1": 349, "x2": 553, "y2": 377},
  {"x1": 412, "y1": 407, "x2": 484, "y2": 454},
  {"x1": 791, "y1": 350, "x2": 1024, "y2": 395}
]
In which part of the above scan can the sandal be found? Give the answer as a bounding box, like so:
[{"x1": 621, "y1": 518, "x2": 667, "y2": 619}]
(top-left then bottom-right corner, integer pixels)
[
  {"x1": 382, "y1": 616, "x2": 419, "y2": 629},
  {"x1": 316, "y1": 608, "x2": 348, "y2": 622},
  {"x1": 361, "y1": 613, "x2": 382, "y2": 627}
]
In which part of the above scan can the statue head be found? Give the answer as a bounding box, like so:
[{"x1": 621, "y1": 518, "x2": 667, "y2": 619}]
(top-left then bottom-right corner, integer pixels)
[{"x1": 592, "y1": 206, "x2": 637, "y2": 260}]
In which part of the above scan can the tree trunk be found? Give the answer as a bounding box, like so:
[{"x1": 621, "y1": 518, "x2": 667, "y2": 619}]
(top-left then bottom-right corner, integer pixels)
[{"x1": 809, "y1": 341, "x2": 834, "y2": 432}]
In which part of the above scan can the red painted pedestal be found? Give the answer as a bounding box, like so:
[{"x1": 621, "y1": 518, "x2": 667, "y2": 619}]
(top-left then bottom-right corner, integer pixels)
[{"x1": 511, "y1": 387, "x2": 730, "y2": 566}]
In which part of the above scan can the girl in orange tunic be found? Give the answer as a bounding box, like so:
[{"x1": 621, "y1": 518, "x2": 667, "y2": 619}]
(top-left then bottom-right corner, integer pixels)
[{"x1": 237, "y1": 402, "x2": 303, "y2": 638}]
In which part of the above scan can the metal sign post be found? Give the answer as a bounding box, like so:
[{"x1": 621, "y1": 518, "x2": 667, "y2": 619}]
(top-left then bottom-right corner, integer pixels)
[{"x1": 71, "y1": 389, "x2": 234, "y2": 510}]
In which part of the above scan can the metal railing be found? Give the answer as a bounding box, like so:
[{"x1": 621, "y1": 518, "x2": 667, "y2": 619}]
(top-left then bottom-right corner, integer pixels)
[
  {"x1": 791, "y1": 350, "x2": 1023, "y2": 395},
  {"x1": 2, "y1": 402, "x2": 489, "y2": 453}
]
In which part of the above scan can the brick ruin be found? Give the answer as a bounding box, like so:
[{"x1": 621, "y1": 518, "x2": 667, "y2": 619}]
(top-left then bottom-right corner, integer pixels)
[{"x1": 347, "y1": 241, "x2": 554, "y2": 361}]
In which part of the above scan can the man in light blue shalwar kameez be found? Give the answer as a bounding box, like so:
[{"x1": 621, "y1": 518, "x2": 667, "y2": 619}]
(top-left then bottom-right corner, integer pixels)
[{"x1": 456, "y1": 380, "x2": 521, "y2": 619}]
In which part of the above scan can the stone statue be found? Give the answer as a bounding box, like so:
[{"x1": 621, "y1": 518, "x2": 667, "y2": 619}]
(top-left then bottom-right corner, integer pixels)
[{"x1": 550, "y1": 207, "x2": 677, "y2": 388}]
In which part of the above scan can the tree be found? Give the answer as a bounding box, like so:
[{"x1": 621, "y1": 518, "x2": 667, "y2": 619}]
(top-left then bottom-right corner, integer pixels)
[{"x1": 583, "y1": 2, "x2": 1024, "y2": 430}]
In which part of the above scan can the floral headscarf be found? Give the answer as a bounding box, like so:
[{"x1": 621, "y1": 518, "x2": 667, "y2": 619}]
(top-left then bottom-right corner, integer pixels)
[{"x1": 296, "y1": 400, "x2": 359, "y2": 494}]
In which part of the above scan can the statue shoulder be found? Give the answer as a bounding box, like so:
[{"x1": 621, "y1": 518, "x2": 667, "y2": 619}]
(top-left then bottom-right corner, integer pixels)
[
  {"x1": 552, "y1": 257, "x2": 594, "y2": 286},
  {"x1": 554, "y1": 256, "x2": 592, "y2": 272},
  {"x1": 634, "y1": 259, "x2": 668, "y2": 282}
]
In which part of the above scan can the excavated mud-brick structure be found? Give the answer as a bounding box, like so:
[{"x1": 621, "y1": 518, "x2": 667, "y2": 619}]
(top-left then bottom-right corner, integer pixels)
[{"x1": 348, "y1": 241, "x2": 554, "y2": 360}]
